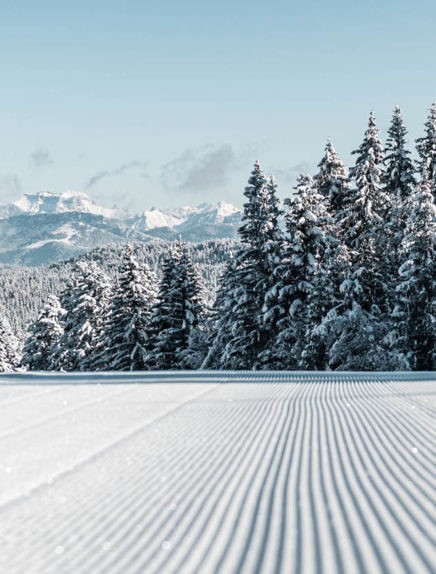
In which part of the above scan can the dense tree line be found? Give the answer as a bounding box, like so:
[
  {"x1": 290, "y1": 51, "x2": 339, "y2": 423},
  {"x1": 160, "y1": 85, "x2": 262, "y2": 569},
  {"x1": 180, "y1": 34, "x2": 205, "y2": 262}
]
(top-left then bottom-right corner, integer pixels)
[
  {"x1": 1, "y1": 104, "x2": 435, "y2": 372},
  {"x1": 0, "y1": 239, "x2": 237, "y2": 340}
]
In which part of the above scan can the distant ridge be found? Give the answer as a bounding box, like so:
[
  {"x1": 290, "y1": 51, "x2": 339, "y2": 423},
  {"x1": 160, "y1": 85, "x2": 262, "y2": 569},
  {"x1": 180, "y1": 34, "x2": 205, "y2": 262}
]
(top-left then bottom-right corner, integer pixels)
[{"x1": 0, "y1": 191, "x2": 242, "y2": 266}]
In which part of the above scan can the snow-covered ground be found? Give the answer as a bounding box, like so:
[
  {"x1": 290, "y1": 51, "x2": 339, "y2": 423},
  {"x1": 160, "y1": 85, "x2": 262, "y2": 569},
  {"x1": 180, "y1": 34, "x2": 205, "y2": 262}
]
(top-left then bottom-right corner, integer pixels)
[{"x1": 0, "y1": 371, "x2": 434, "y2": 574}]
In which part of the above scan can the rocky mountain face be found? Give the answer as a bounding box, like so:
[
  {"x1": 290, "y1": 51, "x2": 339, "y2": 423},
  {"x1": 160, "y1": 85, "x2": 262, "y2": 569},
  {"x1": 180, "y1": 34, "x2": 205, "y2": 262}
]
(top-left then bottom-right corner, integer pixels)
[{"x1": 0, "y1": 191, "x2": 241, "y2": 265}]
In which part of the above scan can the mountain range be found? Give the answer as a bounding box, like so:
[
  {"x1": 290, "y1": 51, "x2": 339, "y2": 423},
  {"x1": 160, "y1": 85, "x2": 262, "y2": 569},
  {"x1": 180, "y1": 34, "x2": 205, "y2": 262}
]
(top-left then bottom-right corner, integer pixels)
[{"x1": 0, "y1": 191, "x2": 241, "y2": 266}]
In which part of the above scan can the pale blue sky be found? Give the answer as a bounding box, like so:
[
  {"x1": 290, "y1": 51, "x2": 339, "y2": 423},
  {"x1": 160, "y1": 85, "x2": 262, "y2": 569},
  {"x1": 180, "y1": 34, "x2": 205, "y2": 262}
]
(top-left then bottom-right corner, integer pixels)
[{"x1": 0, "y1": 0, "x2": 435, "y2": 211}]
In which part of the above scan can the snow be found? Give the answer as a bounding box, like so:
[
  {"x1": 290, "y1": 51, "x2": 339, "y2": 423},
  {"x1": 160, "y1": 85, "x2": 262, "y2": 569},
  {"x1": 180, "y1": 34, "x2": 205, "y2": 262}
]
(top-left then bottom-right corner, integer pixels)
[
  {"x1": 0, "y1": 371, "x2": 433, "y2": 573},
  {"x1": 131, "y1": 202, "x2": 242, "y2": 232},
  {"x1": 24, "y1": 224, "x2": 78, "y2": 250},
  {"x1": 10, "y1": 191, "x2": 124, "y2": 219},
  {"x1": 135, "y1": 207, "x2": 184, "y2": 230}
]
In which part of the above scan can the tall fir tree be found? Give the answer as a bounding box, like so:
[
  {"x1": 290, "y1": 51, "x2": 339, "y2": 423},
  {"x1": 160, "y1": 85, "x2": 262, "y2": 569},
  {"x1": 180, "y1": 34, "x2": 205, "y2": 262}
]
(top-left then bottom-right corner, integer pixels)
[
  {"x1": 416, "y1": 102, "x2": 436, "y2": 201},
  {"x1": 100, "y1": 245, "x2": 157, "y2": 371},
  {"x1": 21, "y1": 295, "x2": 65, "y2": 371},
  {"x1": 314, "y1": 140, "x2": 350, "y2": 216},
  {"x1": 53, "y1": 261, "x2": 112, "y2": 371},
  {"x1": 0, "y1": 314, "x2": 20, "y2": 373},
  {"x1": 342, "y1": 112, "x2": 389, "y2": 312},
  {"x1": 385, "y1": 106, "x2": 416, "y2": 201},
  {"x1": 211, "y1": 163, "x2": 282, "y2": 369},
  {"x1": 384, "y1": 106, "x2": 417, "y2": 312},
  {"x1": 395, "y1": 179, "x2": 436, "y2": 370},
  {"x1": 146, "y1": 242, "x2": 206, "y2": 370},
  {"x1": 264, "y1": 174, "x2": 335, "y2": 369},
  {"x1": 201, "y1": 257, "x2": 239, "y2": 369},
  {"x1": 324, "y1": 113, "x2": 404, "y2": 370}
]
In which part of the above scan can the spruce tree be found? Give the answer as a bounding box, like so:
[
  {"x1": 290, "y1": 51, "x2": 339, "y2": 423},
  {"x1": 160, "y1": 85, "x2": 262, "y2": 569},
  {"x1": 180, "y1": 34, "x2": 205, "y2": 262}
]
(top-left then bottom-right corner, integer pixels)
[
  {"x1": 54, "y1": 261, "x2": 112, "y2": 371},
  {"x1": 101, "y1": 245, "x2": 157, "y2": 371},
  {"x1": 146, "y1": 242, "x2": 206, "y2": 370},
  {"x1": 324, "y1": 113, "x2": 403, "y2": 370},
  {"x1": 384, "y1": 106, "x2": 417, "y2": 313},
  {"x1": 385, "y1": 106, "x2": 416, "y2": 201},
  {"x1": 342, "y1": 112, "x2": 389, "y2": 313},
  {"x1": 416, "y1": 102, "x2": 436, "y2": 201},
  {"x1": 0, "y1": 314, "x2": 20, "y2": 373},
  {"x1": 213, "y1": 163, "x2": 282, "y2": 369},
  {"x1": 265, "y1": 174, "x2": 334, "y2": 369},
  {"x1": 395, "y1": 179, "x2": 436, "y2": 370},
  {"x1": 314, "y1": 140, "x2": 350, "y2": 215},
  {"x1": 178, "y1": 247, "x2": 209, "y2": 369},
  {"x1": 201, "y1": 258, "x2": 239, "y2": 369},
  {"x1": 21, "y1": 295, "x2": 65, "y2": 371}
]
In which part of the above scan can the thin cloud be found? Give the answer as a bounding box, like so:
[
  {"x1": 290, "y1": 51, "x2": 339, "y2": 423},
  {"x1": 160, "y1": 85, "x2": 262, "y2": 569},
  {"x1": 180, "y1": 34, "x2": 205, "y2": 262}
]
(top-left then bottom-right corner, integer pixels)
[
  {"x1": 0, "y1": 174, "x2": 22, "y2": 201},
  {"x1": 85, "y1": 170, "x2": 110, "y2": 189},
  {"x1": 290, "y1": 161, "x2": 313, "y2": 173},
  {"x1": 274, "y1": 161, "x2": 316, "y2": 188},
  {"x1": 30, "y1": 148, "x2": 53, "y2": 168},
  {"x1": 84, "y1": 160, "x2": 148, "y2": 189},
  {"x1": 161, "y1": 144, "x2": 250, "y2": 193}
]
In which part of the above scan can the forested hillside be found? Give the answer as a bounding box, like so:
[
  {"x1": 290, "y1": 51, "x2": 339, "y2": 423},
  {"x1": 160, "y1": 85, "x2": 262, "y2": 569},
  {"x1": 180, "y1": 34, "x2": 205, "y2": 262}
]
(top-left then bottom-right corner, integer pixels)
[{"x1": 1, "y1": 104, "x2": 434, "y2": 373}]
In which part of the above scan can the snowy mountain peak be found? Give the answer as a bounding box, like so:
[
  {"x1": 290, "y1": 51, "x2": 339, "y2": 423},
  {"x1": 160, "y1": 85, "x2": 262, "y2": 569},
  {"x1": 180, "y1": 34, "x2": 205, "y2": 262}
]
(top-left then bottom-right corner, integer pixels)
[
  {"x1": 1, "y1": 191, "x2": 126, "y2": 219},
  {"x1": 132, "y1": 207, "x2": 184, "y2": 231},
  {"x1": 197, "y1": 201, "x2": 241, "y2": 222},
  {"x1": 0, "y1": 194, "x2": 242, "y2": 265},
  {"x1": 130, "y1": 202, "x2": 242, "y2": 232}
]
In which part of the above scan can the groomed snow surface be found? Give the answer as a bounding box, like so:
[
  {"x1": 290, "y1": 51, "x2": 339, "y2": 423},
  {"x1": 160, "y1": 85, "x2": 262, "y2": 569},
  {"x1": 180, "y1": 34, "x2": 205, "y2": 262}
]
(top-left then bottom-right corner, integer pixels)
[{"x1": 0, "y1": 372, "x2": 434, "y2": 574}]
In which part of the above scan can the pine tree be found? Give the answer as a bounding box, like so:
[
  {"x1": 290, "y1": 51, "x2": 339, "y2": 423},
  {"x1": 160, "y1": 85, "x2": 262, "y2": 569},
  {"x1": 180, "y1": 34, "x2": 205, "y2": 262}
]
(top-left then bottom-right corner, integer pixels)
[
  {"x1": 416, "y1": 102, "x2": 436, "y2": 201},
  {"x1": 100, "y1": 245, "x2": 157, "y2": 371},
  {"x1": 324, "y1": 113, "x2": 402, "y2": 370},
  {"x1": 21, "y1": 295, "x2": 65, "y2": 371},
  {"x1": 178, "y1": 247, "x2": 209, "y2": 369},
  {"x1": 0, "y1": 314, "x2": 20, "y2": 373},
  {"x1": 325, "y1": 301, "x2": 408, "y2": 371},
  {"x1": 201, "y1": 258, "x2": 239, "y2": 369},
  {"x1": 342, "y1": 112, "x2": 389, "y2": 313},
  {"x1": 213, "y1": 163, "x2": 282, "y2": 369},
  {"x1": 383, "y1": 106, "x2": 417, "y2": 318},
  {"x1": 265, "y1": 174, "x2": 335, "y2": 369},
  {"x1": 54, "y1": 261, "x2": 112, "y2": 371},
  {"x1": 146, "y1": 242, "x2": 206, "y2": 370},
  {"x1": 395, "y1": 179, "x2": 436, "y2": 370},
  {"x1": 79, "y1": 263, "x2": 112, "y2": 371},
  {"x1": 314, "y1": 140, "x2": 350, "y2": 215},
  {"x1": 385, "y1": 106, "x2": 416, "y2": 201}
]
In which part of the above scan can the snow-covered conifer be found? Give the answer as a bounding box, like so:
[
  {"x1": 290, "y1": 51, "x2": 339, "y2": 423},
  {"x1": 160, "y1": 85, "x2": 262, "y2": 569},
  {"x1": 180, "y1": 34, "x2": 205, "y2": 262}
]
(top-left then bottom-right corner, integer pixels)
[
  {"x1": 385, "y1": 106, "x2": 416, "y2": 201},
  {"x1": 54, "y1": 261, "x2": 112, "y2": 371},
  {"x1": 0, "y1": 314, "x2": 20, "y2": 372},
  {"x1": 212, "y1": 163, "x2": 282, "y2": 369},
  {"x1": 314, "y1": 140, "x2": 350, "y2": 215},
  {"x1": 384, "y1": 106, "x2": 417, "y2": 313},
  {"x1": 201, "y1": 258, "x2": 239, "y2": 369},
  {"x1": 101, "y1": 245, "x2": 157, "y2": 371},
  {"x1": 395, "y1": 179, "x2": 436, "y2": 370},
  {"x1": 326, "y1": 302, "x2": 408, "y2": 371},
  {"x1": 416, "y1": 102, "x2": 436, "y2": 201},
  {"x1": 146, "y1": 242, "x2": 206, "y2": 370},
  {"x1": 341, "y1": 112, "x2": 389, "y2": 312},
  {"x1": 21, "y1": 295, "x2": 65, "y2": 371},
  {"x1": 265, "y1": 174, "x2": 334, "y2": 369},
  {"x1": 324, "y1": 113, "x2": 399, "y2": 369}
]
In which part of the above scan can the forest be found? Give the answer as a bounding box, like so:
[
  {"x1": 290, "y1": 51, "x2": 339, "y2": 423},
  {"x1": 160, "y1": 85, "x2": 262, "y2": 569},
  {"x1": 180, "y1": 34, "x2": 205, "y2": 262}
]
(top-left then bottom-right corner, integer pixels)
[{"x1": 1, "y1": 105, "x2": 435, "y2": 372}]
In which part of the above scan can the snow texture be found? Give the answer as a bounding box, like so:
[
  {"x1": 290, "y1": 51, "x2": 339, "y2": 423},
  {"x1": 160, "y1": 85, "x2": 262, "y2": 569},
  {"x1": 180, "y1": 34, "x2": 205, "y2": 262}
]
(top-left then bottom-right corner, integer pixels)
[{"x1": 0, "y1": 371, "x2": 433, "y2": 574}]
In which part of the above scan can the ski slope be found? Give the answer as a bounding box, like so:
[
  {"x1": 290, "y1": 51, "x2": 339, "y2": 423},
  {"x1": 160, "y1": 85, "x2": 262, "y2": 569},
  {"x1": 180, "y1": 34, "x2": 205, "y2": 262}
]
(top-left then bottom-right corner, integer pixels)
[{"x1": 0, "y1": 372, "x2": 434, "y2": 574}]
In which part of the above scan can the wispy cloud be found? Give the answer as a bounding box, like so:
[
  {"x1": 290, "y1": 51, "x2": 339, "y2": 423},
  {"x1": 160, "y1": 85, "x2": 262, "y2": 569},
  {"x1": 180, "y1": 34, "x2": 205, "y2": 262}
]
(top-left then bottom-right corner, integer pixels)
[
  {"x1": 84, "y1": 160, "x2": 148, "y2": 189},
  {"x1": 30, "y1": 148, "x2": 53, "y2": 168},
  {"x1": 289, "y1": 161, "x2": 313, "y2": 173},
  {"x1": 0, "y1": 173, "x2": 22, "y2": 201},
  {"x1": 274, "y1": 161, "x2": 316, "y2": 189},
  {"x1": 161, "y1": 144, "x2": 252, "y2": 194}
]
